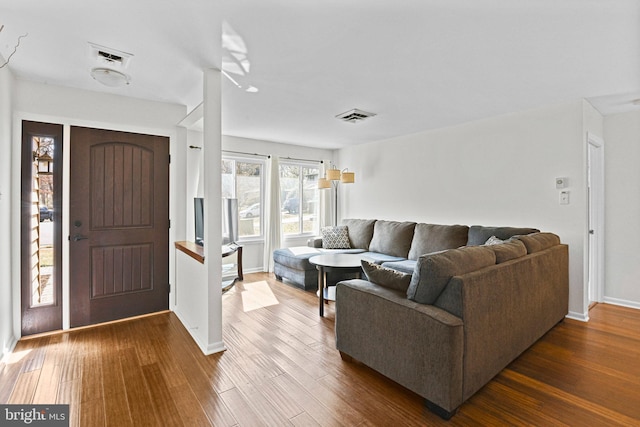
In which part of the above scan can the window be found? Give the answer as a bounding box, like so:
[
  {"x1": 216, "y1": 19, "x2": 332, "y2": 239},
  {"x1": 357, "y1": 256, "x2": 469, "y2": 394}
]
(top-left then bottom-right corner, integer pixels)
[
  {"x1": 280, "y1": 161, "x2": 320, "y2": 236},
  {"x1": 222, "y1": 157, "x2": 264, "y2": 240}
]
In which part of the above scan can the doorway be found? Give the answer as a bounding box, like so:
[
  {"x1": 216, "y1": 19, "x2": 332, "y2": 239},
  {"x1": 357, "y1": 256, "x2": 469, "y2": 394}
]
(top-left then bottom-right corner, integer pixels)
[
  {"x1": 587, "y1": 133, "x2": 605, "y2": 306},
  {"x1": 21, "y1": 121, "x2": 63, "y2": 335},
  {"x1": 69, "y1": 126, "x2": 170, "y2": 327}
]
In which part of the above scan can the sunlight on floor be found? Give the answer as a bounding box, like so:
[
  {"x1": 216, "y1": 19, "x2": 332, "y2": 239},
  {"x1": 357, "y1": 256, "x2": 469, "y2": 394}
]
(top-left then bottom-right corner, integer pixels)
[
  {"x1": 240, "y1": 280, "x2": 279, "y2": 312},
  {"x1": 2, "y1": 349, "x2": 32, "y2": 365},
  {"x1": 288, "y1": 247, "x2": 320, "y2": 256}
]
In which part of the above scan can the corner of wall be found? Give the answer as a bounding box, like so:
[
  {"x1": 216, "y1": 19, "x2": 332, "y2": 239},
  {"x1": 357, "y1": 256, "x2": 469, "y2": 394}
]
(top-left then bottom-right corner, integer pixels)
[{"x1": 0, "y1": 61, "x2": 16, "y2": 354}]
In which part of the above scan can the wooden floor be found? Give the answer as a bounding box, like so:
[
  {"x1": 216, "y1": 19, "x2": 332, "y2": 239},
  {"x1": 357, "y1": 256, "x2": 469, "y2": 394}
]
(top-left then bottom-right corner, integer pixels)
[{"x1": 2, "y1": 272, "x2": 640, "y2": 426}]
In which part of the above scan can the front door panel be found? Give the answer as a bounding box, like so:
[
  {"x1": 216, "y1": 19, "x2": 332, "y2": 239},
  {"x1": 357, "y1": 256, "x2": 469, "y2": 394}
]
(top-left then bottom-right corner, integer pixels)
[{"x1": 69, "y1": 127, "x2": 169, "y2": 327}]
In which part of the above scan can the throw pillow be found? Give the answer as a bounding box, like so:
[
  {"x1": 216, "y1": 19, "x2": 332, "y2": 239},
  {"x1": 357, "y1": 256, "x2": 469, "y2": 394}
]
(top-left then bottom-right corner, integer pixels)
[
  {"x1": 321, "y1": 226, "x2": 351, "y2": 249},
  {"x1": 361, "y1": 260, "x2": 412, "y2": 292},
  {"x1": 484, "y1": 235, "x2": 505, "y2": 245}
]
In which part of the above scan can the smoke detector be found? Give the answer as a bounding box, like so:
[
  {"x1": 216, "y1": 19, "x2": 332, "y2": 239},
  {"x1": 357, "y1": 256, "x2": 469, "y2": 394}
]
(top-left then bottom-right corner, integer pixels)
[
  {"x1": 335, "y1": 108, "x2": 377, "y2": 123},
  {"x1": 88, "y1": 42, "x2": 133, "y2": 69}
]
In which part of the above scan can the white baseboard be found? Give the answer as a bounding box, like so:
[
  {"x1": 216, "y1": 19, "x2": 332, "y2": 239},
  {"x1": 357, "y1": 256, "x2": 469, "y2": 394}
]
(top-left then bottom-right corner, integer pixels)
[
  {"x1": 204, "y1": 341, "x2": 227, "y2": 355},
  {"x1": 566, "y1": 311, "x2": 589, "y2": 322},
  {"x1": 1, "y1": 335, "x2": 18, "y2": 363},
  {"x1": 602, "y1": 297, "x2": 640, "y2": 310}
]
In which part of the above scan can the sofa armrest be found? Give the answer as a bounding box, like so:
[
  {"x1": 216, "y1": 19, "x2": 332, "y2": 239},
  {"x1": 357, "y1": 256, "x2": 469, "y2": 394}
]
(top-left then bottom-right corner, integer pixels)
[
  {"x1": 335, "y1": 279, "x2": 464, "y2": 412},
  {"x1": 308, "y1": 237, "x2": 323, "y2": 248}
]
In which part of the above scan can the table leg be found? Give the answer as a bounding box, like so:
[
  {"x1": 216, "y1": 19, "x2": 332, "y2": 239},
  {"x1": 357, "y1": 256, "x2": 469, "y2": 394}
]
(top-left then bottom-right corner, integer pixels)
[{"x1": 318, "y1": 266, "x2": 325, "y2": 317}]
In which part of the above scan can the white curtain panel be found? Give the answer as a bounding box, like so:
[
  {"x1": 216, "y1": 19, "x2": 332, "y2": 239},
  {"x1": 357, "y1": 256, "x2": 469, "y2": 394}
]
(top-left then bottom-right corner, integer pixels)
[{"x1": 263, "y1": 156, "x2": 282, "y2": 272}]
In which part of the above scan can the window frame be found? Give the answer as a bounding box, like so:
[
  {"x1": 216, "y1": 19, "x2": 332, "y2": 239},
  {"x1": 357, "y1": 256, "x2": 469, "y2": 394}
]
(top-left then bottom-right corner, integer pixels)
[
  {"x1": 279, "y1": 159, "x2": 321, "y2": 239},
  {"x1": 222, "y1": 155, "x2": 266, "y2": 242}
]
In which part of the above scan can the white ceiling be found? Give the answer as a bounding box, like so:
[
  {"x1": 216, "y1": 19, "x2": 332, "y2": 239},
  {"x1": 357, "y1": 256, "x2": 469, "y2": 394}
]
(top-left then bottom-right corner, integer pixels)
[{"x1": 1, "y1": 0, "x2": 639, "y2": 149}]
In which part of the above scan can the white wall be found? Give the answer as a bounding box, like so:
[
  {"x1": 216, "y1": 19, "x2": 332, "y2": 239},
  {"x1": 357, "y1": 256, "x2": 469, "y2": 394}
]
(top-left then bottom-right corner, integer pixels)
[
  {"x1": 0, "y1": 59, "x2": 17, "y2": 358},
  {"x1": 604, "y1": 110, "x2": 640, "y2": 308},
  {"x1": 338, "y1": 101, "x2": 589, "y2": 317},
  {"x1": 12, "y1": 80, "x2": 186, "y2": 332}
]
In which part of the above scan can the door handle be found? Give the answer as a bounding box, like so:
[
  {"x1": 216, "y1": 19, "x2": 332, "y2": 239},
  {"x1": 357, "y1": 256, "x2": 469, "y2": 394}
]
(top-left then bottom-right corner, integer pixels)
[{"x1": 73, "y1": 234, "x2": 89, "y2": 241}]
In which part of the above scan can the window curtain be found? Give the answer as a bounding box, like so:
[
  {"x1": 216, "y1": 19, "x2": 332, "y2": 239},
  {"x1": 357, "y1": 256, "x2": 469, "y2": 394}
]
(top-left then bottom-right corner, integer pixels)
[{"x1": 263, "y1": 156, "x2": 282, "y2": 272}]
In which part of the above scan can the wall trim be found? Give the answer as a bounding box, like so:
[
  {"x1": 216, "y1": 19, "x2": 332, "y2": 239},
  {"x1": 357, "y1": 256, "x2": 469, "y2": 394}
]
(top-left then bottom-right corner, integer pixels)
[
  {"x1": 204, "y1": 341, "x2": 227, "y2": 356},
  {"x1": 1, "y1": 335, "x2": 18, "y2": 363},
  {"x1": 603, "y1": 296, "x2": 640, "y2": 310},
  {"x1": 566, "y1": 311, "x2": 589, "y2": 322}
]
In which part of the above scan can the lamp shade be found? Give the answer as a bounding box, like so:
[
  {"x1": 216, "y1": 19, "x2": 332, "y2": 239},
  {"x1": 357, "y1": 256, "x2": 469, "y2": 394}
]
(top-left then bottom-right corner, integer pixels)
[
  {"x1": 341, "y1": 171, "x2": 355, "y2": 183},
  {"x1": 318, "y1": 177, "x2": 331, "y2": 189},
  {"x1": 326, "y1": 168, "x2": 341, "y2": 181}
]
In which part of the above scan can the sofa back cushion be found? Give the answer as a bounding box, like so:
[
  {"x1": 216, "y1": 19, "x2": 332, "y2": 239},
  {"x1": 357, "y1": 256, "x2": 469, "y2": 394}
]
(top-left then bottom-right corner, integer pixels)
[
  {"x1": 408, "y1": 223, "x2": 469, "y2": 260},
  {"x1": 467, "y1": 225, "x2": 539, "y2": 246},
  {"x1": 515, "y1": 232, "x2": 560, "y2": 254},
  {"x1": 407, "y1": 246, "x2": 496, "y2": 304},
  {"x1": 489, "y1": 239, "x2": 527, "y2": 263},
  {"x1": 342, "y1": 219, "x2": 376, "y2": 250},
  {"x1": 368, "y1": 220, "x2": 417, "y2": 258}
]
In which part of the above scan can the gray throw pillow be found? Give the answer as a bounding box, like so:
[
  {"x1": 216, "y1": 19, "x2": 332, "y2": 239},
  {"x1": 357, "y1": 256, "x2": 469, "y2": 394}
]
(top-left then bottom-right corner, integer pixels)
[
  {"x1": 321, "y1": 225, "x2": 351, "y2": 249},
  {"x1": 361, "y1": 260, "x2": 412, "y2": 292}
]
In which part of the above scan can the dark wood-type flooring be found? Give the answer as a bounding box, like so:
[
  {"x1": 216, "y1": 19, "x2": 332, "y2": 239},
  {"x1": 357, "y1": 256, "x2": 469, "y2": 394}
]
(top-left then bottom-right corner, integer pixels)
[{"x1": 2, "y1": 272, "x2": 640, "y2": 426}]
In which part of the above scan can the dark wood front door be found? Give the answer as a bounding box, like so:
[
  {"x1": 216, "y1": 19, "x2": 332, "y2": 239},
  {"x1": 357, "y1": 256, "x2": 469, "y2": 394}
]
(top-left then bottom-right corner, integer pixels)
[{"x1": 69, "y1": 127, "x2": 169, "y2": 327}]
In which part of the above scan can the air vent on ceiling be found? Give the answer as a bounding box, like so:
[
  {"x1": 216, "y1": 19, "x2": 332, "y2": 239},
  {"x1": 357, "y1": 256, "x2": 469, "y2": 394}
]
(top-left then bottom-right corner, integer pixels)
[
  {"x1": 88, "y1": 42, "x2": 133, "y2": 69},
  {"x1": 335, "y1": 108, "x2": 377, "y2": 123}
]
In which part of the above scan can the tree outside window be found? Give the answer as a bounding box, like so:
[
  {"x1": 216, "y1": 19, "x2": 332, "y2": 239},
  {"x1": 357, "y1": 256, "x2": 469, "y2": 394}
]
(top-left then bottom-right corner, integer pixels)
[
  {"x1": 222, "y1": 157, "x2": 263, "y2": 239},
  {"x1": 280, "y1": 162, "x2": 320, "y2": 236}
]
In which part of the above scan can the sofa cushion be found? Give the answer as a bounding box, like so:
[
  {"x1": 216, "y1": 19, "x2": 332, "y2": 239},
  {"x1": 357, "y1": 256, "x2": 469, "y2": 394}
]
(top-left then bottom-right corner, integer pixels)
[
  {"x1": 381, "y1": 259, "x2": 417, "y2": 275},
  {"x1": 321, "y1": 225, "x2": 351, "y2": 249},
  {"x1": 342, "y1": 219, "x2": 377, "y2": 250},
  {"x1": 368, "y1": 220, "x2": 417, "y2": 258},
  {"x1": 360, "y1": 252, "x2": 407, "y2": 264},
  {"x1": 361, "y1": 260, "x2": 412, "y2": 292},
  {"x1": 489, "y1": 239, "x2": 527, "y2": 263},
  {"x1": 467, "y1": 225, "x2": 539, "y2": 246},
  {"x1": 516, "y1": 232, "x2": 560, "y2": 254},
  {"x1": 273, "y1": 247, "x2": 321, "y2": 270},
  {"x1": 407, "y1": 246, "x2": 496, "y2": 304},
  {"x1": 408, "y1": 223, "x2": 469, "y2": 260}
]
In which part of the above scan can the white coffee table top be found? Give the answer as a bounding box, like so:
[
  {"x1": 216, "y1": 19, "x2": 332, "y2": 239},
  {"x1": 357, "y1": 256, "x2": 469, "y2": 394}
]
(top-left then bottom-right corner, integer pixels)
[{"x1": 309, "y1": 253, "x2": 364, "y2": 268}]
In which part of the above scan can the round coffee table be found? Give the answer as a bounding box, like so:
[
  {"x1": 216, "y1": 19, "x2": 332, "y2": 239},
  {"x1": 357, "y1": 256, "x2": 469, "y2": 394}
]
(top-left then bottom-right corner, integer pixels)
[{"x1": 309, "y1": 253, "x2": 364, "y2": 317}]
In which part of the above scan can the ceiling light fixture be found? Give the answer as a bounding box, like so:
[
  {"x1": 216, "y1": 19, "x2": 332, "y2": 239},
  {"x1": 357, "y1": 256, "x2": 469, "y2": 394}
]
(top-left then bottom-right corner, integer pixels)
[{"x1": 90, "y1": 67, "x2": 130, "y2": 87}]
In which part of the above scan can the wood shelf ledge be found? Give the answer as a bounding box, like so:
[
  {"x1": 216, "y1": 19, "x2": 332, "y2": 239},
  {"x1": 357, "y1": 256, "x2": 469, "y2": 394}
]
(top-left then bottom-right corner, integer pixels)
[{"x1": 175, "y1": 241, "x2": 205, "y2": 264}]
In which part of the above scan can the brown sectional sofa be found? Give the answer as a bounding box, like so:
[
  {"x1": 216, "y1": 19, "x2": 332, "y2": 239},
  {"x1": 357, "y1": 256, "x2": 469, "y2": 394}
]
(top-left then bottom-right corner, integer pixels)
[{"x1": 331, "y1": 221, "x2": 568, "y2": 419}]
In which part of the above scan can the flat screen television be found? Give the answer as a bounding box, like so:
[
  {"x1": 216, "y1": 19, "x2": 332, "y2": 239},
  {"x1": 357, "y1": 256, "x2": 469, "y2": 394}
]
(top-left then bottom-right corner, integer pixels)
[{"x1": 194, "y1": 197, "x2": 238, "y2": 246}]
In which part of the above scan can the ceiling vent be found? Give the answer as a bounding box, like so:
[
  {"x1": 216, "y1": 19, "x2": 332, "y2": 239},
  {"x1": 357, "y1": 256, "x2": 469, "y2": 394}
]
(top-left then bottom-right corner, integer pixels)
[
  {"x1": 335, "y1": 108, "x2": 377, "y2": 124},
  {"x1": 88, "y1": 42, "x2": 133, "y2": 69}
]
